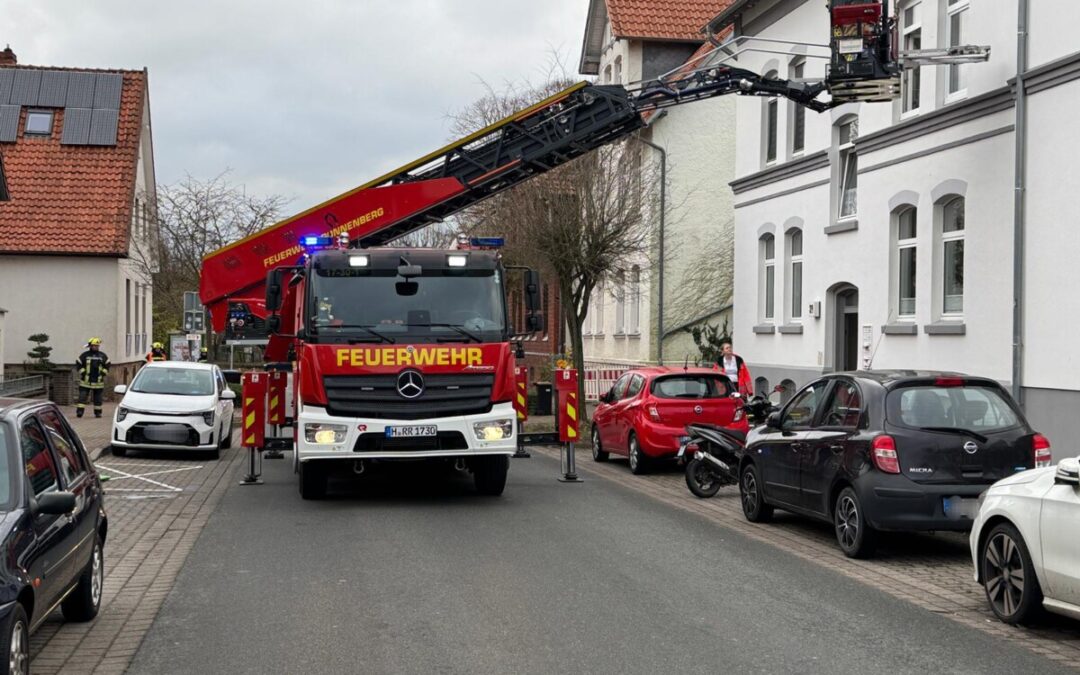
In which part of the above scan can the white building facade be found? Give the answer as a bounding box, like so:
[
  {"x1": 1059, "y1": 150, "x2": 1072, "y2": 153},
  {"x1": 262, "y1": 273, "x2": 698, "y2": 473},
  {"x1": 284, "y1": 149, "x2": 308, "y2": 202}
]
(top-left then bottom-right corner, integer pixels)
[{"x1": 718, "y1": 0, "x2": 1078, "y2": 457}]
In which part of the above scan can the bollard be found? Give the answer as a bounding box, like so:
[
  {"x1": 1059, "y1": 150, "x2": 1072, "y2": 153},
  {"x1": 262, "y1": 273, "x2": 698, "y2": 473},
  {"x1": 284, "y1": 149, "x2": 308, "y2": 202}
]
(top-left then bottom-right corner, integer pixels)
[
  {"x1": 263, "y1": 370, "x2": 288, "y2": 459},
  {"x1": 512, "y1": 366, "x2": 531, "y2": 459},
  {"x1": 239, "y1": 372, "x2": 266, "y2": 485},
  {"x1": 555, "y1": 368, "x2": 583, "y2": 483}
]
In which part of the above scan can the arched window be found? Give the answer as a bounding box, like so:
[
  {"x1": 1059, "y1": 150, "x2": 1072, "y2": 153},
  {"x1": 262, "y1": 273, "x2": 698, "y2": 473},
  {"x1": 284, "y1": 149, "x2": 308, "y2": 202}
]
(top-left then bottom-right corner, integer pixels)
[
  {"x1": 836, "y1": 117, "x2": 858, "y2": 220},
  {"x1": 604, "y1": 64, "x2": 612, "y2": 84},
  {"x1": 764, "y1": 70, "x2": 779, "y2": 165},
  {"x1": 760, "y1": 234, "x2": 776, "y2": 321},
  {"x1": 755, "y1": 377, "x2": 770, "y2": 397},
  {"x1": 895, "y1": 206, "x2": 917, "y2": 317},
  {"x1": 614, "y1": 269, "x2": 626, "y2": 334},
  {"x1": 614, "y1": 56, "x2": 623, "y2": 85},
  {"x1": 941, "y1": 196, "x2": 965, "y2": 314},
  {"x1": 629, "y1": 265, "x2": 640, "y2": 334},
  {"x1": 787, "y1": 229, "x2": 803, "y2": 321},
  {"x1": 789, "y1": 60, "x2": 806, "y2": 154},
  {"x1": 779, "y1": 379, "x2": 797, "y2": 404}
]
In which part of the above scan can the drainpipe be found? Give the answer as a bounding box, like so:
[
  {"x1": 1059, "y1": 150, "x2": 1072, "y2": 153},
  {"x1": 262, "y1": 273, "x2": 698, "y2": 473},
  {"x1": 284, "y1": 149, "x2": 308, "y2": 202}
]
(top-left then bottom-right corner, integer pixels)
[
  {"x1": 1012, "y1": 0, "x2": 1028, "y2": 405},
  {"x1": 632, "y1": 126, "x2": 667, "y2": 364}
]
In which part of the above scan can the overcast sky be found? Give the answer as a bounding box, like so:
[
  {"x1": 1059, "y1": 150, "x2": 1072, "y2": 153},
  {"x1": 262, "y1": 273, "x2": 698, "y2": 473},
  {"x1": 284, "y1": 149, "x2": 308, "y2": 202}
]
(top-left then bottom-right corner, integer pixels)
[{"x1": 8, "y1": 0, "x2": 588, "y2": 209}]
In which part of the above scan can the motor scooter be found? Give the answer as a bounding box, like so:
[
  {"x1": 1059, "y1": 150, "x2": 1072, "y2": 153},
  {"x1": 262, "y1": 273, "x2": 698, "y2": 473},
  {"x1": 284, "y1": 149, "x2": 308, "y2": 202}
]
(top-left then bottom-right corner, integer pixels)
[{"x1": 678, "y1": 388, "x2": 781, "y2": 498}]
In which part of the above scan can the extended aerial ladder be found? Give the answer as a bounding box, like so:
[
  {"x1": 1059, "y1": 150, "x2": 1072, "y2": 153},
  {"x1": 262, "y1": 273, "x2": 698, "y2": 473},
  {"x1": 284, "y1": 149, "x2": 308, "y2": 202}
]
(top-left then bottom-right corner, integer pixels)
[{"x1": 199, "y1": 0, "x2": 989, "y2": 344}]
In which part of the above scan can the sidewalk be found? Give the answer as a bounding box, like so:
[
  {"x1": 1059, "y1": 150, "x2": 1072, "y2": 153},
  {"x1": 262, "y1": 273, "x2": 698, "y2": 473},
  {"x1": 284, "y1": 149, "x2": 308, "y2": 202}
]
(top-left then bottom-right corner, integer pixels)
[{"x1": 67, "y1": 401, "x2": 119, "y2": 461}]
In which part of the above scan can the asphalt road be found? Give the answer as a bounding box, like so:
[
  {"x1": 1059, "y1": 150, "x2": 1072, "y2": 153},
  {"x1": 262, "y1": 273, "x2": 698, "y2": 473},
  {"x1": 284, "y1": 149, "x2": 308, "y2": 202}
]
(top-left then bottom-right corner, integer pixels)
[{"x1": 129, "y1": 452, "x2": 1070, "y2": 675}]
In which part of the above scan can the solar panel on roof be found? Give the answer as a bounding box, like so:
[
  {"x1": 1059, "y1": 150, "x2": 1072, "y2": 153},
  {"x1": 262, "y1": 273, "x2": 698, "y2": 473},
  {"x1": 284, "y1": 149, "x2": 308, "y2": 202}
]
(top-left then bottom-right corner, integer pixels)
[
  {"x1": 92, "y1": 73, "x2": 122, "y2": 110},
  {"x1": 37, "y1": 71, "x2": 69, "y2": 107},
  {"x1": 0, "y1": 105, "x2": 18, "y2": 142},
  {"x1": 10, "y1": 70, "x2": 41, "y2": 106},
  {"x1": 61, "y1": 107, "x2": 92, "y2": 145},
  {"x1": 88, "y1": 108, "x2": 118, "y2": 145},
  {"x1": 65, "y1": 72, "x2": 96, "y2": 108},
  {"x1": 0, "y1": 70, "x2": 13, "y2": 106}
]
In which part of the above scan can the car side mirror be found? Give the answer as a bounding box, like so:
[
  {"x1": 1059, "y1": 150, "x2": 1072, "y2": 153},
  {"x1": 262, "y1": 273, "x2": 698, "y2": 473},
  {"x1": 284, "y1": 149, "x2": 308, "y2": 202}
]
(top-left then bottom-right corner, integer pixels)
[
  {"x1": 34, "y1": 491, "x2": 76, "y2": 516},
  {"x1": 765, "y1": 412, "x2": 782, "y2": 430},
  {"x1": 220, "y1": 389, "x2": 237, "y2": 401},
  {"x1": 113, "y1": 385, "x2": 127, "y2": 395},
  {"x1": 1054, "y1": 458, "x2": 1080, "y2": 487}
]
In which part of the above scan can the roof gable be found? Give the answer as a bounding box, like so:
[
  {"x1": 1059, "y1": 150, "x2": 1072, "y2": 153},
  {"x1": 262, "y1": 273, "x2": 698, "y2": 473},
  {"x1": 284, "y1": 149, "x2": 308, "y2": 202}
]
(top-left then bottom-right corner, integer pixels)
[{"x1": 0, "y1": 65, "x2": 147, "y2": 255}]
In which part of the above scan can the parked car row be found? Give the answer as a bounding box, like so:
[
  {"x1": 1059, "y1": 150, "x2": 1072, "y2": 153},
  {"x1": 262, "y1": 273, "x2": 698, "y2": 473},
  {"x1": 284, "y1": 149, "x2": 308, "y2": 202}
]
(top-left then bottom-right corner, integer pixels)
[{"x1": 592, "y1": 368, "x2": 1079, "y2": 627}]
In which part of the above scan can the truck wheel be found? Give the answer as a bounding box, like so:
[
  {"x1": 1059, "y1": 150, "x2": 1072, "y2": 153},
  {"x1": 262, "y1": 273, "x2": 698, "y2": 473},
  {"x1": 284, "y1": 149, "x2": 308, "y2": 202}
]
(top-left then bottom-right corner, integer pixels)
[
  {"x1": 299, "y1": 460, "x2": 327, "y2": 500},
  {"x1": 473, "y1": 455, "x2": 509, "y2": 496}
]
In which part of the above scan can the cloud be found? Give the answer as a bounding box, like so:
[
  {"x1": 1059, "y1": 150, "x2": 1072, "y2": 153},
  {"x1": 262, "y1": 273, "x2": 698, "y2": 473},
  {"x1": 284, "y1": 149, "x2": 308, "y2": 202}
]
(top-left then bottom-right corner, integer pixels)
[{"x1": 7, "y1": 0, "x2": 588, "y2": 209}]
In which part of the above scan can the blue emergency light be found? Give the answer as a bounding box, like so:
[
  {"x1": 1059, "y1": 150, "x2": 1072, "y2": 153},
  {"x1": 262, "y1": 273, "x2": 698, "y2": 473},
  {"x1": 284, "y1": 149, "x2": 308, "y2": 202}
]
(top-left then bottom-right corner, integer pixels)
[
  {"x1": 469, "y1": 237, "x2": 505, "y2": 248},
  {"x1": 302, "y1": 236, "x2": 334, "y2": 248}
]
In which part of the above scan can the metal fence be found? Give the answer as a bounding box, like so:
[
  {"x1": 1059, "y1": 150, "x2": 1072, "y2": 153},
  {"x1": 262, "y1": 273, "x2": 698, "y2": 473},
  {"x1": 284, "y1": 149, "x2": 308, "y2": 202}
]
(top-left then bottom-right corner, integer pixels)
[
  {"x1": 0, "y1": 375, "x2": 47, "y2": 397},
  {"x1": 583, "y1": 358, "x2": 652, "y2": 401}
]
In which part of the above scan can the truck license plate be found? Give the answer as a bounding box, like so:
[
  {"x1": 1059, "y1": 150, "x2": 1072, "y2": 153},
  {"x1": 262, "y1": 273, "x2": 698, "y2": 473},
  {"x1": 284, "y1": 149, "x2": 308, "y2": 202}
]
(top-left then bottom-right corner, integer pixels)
[{"x1": 386, "y1": 425, "x2": 437, "y2": 439}]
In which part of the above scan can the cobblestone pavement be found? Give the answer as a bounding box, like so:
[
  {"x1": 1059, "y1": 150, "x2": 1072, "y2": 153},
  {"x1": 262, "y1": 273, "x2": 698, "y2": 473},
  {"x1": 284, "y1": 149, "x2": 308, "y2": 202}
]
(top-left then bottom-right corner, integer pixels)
[
  {"x1": 536, "y1": 446, "x2": 1080, "y2": 669},
  {"x1": 29, "y1": 403, "x2": 244, "y2": 675}
]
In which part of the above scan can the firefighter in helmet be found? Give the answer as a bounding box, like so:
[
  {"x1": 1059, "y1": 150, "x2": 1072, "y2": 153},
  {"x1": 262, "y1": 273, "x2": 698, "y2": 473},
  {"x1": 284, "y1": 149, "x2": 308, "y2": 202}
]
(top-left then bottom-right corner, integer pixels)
[
  {"x1": 198, "y1": 347, "x2": 209, "y2": 362},
  {"x1": 76, "y1": 338, "x2": 110, "y2": 418},
  {"x1": 147, "y1": 341, "x2": 168, "y2": 363}
]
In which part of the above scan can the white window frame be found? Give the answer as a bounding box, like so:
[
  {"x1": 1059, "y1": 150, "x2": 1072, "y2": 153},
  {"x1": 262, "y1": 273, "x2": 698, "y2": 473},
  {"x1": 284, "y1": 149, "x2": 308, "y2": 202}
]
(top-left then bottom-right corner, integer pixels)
[
  {"x1": 614, "y1": 269, "x2": 626, "y2": 335},
  {"x1": 764, "y1": 99, "x2": 779, "y2": 166},
  {"x1": 837, "y1": 118, "x2": 859, "y2": 221},
  {"x1": 787, "y1": 229, "x2": 803, "y2": 322},
  {"x1": 629, "y1": 265, "x2": 640, "y2": 335},
  {"x1": 941, "y1": 197, "x2": 965, "y2": 317},
  {"x1": 895, "y1": 207, "x2": 918, "y2": 318},
  {"x1": 614, "y1": 56, "x2": 623, "y2": 85},
  {"x1": 900, "y1": 2, "x2": 922, "y2": 116},
  {"x1": 761, "y1": 235, "x2": 776, "y2": 321},
  {"x1": 945, "y1": 0, "x2": 970, "y2": 103},
  {"x1": 789, "y1": 60, "x2": 806, "y2": 156}
]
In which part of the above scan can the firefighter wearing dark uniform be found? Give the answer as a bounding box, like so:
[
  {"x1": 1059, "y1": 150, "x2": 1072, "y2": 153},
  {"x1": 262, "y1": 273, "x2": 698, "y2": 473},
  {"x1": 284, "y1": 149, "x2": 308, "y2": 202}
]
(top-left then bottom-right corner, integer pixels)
[
  {"x1": 147, "y1": 341, "x2": 168, "y2": 363},
  {"x1": 76, "y1": 338, "x2": 110, "y2": 418},
  {"x1": 197, "y1": 347, "x2": 209, "y2": 362}
]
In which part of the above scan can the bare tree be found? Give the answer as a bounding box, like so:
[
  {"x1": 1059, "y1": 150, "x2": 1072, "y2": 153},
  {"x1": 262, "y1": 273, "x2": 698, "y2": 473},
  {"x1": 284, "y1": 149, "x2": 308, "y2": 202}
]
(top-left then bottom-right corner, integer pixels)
[
  {"x1": 449, "y1": 79, "x2": 659, "y2": 414},
  {"x1": 388, "y1": 221, "x2": 459, "y2": 248},
  {"x1": 666, "y1": 215, "x2": 735, "y2": 331},
  {"x1": 149, "y1": 172, "x2": 289, "y2": 338}
]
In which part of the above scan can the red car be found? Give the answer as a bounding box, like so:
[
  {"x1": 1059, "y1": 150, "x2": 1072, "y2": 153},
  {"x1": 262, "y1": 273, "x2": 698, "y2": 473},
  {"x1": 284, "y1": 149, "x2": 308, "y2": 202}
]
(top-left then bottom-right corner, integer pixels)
[{"x1": 591, "y1": 367, "x2": 749, "y2": 474}]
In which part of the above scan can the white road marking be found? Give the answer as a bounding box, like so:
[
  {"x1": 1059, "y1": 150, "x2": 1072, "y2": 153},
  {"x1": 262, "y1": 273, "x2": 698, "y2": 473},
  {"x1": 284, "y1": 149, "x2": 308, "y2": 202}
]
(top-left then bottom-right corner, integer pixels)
[{"x1": 95, "y1": 462, "x2": 201, "y2": 493}]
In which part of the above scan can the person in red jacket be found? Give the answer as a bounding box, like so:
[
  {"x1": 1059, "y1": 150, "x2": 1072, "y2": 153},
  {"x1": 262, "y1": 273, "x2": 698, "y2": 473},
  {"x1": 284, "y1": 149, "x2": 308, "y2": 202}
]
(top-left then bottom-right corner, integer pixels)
[{"x1": 718, "y1": 339, "x2": 753, "y2": 397}]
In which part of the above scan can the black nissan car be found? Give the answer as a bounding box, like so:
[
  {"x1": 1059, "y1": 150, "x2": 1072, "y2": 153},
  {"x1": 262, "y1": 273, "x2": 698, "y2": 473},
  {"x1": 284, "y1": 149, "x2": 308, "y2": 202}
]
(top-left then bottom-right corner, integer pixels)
[
  {"x1": 0, "y1": 398, "x2": 107, "y2": 674},
  {"x1": 737, "y1": 372, "x2": 1049, "y2": 558}
]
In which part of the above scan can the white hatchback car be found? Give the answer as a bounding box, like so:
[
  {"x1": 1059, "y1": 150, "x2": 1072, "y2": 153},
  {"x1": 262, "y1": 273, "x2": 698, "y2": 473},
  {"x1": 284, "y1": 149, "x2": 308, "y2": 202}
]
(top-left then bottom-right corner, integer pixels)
[
  {"x1": 111, "y1": 362, "x2": 236, "y2": 459},
  {"x1": 970, "y1": 456, "x2": 1080, "y2": 624}
]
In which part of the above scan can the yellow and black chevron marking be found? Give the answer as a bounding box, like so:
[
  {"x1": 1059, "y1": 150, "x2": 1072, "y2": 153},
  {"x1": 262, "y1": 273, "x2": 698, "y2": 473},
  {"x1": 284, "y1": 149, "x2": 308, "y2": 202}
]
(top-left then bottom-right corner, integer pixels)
[
  {"x1": 244, "y1": 397, "x2": 257, "y2": 446},
  {"x1": 565, "y1": 392, "x2": 578, "y2": 440},
  {"x1": 516, "y1": 381, "x2": 527, "y2": 421}
]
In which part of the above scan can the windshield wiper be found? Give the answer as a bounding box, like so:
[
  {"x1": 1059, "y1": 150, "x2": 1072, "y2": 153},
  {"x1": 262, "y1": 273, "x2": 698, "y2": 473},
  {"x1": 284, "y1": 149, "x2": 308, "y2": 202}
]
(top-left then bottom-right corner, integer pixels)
[
  {"x1": 918, "y1": 427, "x2": 989, "y2": 443},
  {"x1": 409, "y1": 323, "x2": 482, "y2": 343},
  {"x1": 319, "y1": 324, "x2": 395, "y2": 344}
]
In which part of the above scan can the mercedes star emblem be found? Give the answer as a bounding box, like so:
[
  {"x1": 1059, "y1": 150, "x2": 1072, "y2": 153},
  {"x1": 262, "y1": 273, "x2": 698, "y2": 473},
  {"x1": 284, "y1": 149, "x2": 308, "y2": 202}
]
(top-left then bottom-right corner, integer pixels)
[
  {"x1": 396, "y1": 370, "x2": 425, "y2": 399},
  {"x1": 963, "y1": 441, "x2": 978, "y2": 455}
]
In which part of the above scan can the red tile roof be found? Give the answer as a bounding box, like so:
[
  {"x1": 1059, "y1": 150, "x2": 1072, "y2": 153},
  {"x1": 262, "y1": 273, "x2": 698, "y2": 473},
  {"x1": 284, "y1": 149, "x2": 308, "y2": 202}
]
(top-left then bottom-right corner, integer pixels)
[
  {"x1": 0, "y1": 66, "x2": 146, "y2": 256},
  {"x1": 607, "y1": 0, "x2": 732, "y2": 41}
]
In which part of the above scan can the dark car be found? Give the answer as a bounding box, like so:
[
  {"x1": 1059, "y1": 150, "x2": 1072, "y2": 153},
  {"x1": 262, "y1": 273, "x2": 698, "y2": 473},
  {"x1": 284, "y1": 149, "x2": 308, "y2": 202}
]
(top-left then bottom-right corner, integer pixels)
[
  {"x1": 0, "y1": 398, "x2": 107, "y2": 674},
  {"x1": 592, "y1": 368, "x2": 749, "y2": 474},
  {"x1": 737, "y1": 372, "x2": 1050, "y2": 558}
]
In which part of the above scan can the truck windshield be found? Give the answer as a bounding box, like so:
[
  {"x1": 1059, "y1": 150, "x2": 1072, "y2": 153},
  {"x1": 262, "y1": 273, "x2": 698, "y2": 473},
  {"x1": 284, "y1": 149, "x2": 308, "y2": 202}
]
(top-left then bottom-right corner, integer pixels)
[{"x1": 310, "y1": 268, "x2": 506, "y2": 343}]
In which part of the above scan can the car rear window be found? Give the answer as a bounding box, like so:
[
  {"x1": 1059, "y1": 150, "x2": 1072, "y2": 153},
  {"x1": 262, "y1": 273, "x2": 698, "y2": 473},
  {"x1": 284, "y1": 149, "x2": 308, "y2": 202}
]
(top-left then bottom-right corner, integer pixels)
[
  {"x1": 652, "y1": 375, "x2": 732, "y2": 399},
  {"x1": 887, "y1": 384, "x2": 1022, "y2": 433}
]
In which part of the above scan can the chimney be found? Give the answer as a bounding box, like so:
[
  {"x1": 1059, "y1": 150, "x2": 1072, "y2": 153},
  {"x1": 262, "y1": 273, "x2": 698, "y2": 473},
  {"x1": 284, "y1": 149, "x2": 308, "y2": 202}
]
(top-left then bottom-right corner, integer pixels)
[{"x1": 0, "y1": 46, "x2": 16, "y2": 66}]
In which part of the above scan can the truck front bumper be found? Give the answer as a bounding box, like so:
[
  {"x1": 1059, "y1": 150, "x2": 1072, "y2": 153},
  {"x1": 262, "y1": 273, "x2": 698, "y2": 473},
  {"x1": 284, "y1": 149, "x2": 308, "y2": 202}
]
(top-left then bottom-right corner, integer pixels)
[{"x1": 295, "y1": 402, "x2": 518, "y2": 462}]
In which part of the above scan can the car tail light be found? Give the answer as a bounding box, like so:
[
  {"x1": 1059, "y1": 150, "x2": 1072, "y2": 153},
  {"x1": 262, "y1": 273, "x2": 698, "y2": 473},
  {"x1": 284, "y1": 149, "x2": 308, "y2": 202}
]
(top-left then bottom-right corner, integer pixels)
[
  {"x1": 871, "y1": 435, "x2": 901, "y2": 474},
  {"x1": 648, "y1": 405, "x2": 662, "y2": 422},
  {"x1": 1034, "y1": 434, "x2": 1052, "y2": 468}
]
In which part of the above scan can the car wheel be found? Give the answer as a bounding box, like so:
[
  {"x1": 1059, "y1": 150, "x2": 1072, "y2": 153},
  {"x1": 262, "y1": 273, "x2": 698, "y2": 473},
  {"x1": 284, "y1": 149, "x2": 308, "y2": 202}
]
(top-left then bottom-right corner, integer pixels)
[
  {"x1": 299, "y1": 460, "x2": 328, "y2": 500},
  {"x1": 834, "y1": 487, "x2": 876, "y2": 559},
  {"x1": 739, "y1": 463, "x2": 773, "y2": 522},
  {"x1": 110, "y1": 445, "x2": 127, "y2": 458},
  {"x1": 981, "y1": 522, "x2": 1043, "y2": 624},
  {"x1": 62, "y1": 535, "x2": 103, "y2": 622},
  {"x1": 627, "y1": 433, "x2": 648, "y2": 475},
  {"x1": 591, "y1": 427, "x2": 609, "y2": 462},
  {"x1": 473, "y1": 455, "x2": 509, "y2": 496},
  {"x1": 1, "y1": 603, "x2": 29, "y2": 675}
]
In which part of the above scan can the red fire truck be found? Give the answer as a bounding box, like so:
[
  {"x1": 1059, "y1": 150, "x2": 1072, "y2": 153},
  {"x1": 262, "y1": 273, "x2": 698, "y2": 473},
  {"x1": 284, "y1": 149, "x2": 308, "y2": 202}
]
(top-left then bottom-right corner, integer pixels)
[{"x1": 199, "y1": 1, "x2": 985, "y2": 499}]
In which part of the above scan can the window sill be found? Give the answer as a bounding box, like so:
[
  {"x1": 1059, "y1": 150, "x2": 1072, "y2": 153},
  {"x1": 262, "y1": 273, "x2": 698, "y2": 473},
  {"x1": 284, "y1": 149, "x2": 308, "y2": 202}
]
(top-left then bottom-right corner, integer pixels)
[
  {"x1": 626, "y1": 332, "x2": 641, "y2": 340},
  {"x1": 925, "y1": 322, "x2": 966, "y2": 335},
  {"x1": 614, "y1": 332, "x2": 627, "y2": 340},
  {"x1": 778, "y1": 324, "x2": 803, "y2": 334},
  {"x1": 882, "y1": 323, "x2": 918, "y2": 335},
  {"x1": 753, "y1": 324, "x2": 776, "y2": 334},
  {"x1": 825, "y1": 219, "x2": 858, "y2": 235}
]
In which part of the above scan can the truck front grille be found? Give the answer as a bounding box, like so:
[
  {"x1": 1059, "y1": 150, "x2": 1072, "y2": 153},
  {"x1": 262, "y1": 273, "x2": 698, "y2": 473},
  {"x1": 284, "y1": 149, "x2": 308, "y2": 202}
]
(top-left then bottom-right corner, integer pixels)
[{"x1": 323, "y1": 373, "x2": 495, "y2": 420}]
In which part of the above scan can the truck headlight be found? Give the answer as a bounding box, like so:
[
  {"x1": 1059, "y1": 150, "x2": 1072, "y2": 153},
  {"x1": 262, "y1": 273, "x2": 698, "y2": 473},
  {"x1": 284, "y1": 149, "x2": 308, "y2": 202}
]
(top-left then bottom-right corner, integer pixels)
[
  {"x1": 473, "y1": 419, "x2": 514, "y2": 441},
  {"x1": 305, "y1": 423, "x2": 348, "y2": 444},
  {"x1": 116, "y1": 407, "x2": 129, "y2": 422},
  {"x1": 202, "y1": 410, "x2": 215, "y2": 426}
]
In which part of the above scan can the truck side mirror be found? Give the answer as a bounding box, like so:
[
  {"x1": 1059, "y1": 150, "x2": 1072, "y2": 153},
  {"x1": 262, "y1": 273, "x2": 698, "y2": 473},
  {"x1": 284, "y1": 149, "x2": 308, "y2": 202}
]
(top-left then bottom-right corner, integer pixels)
[
  {"x1": 525, "y1": 312, "x2": 545, "y2": 333},
  {"x1": 267, "y1": 315, "x2": 282, "y2": 333},
  {"x1": 524, "y1": 270, "x2": 541, "y2": 312},
  {"x1": 265, "y1": 269, "x2": 285, "y2": 312}
]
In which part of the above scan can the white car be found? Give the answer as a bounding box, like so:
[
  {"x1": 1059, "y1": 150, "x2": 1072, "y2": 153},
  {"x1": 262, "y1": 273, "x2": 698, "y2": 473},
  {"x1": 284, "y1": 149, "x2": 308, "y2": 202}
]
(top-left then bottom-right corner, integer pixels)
[
  {"x1": 970, "y1": 456, "x2": 1080, "y2": 624},
  {"x1": 111, "y1": 362, "x2": 236, "y2": 458}
]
